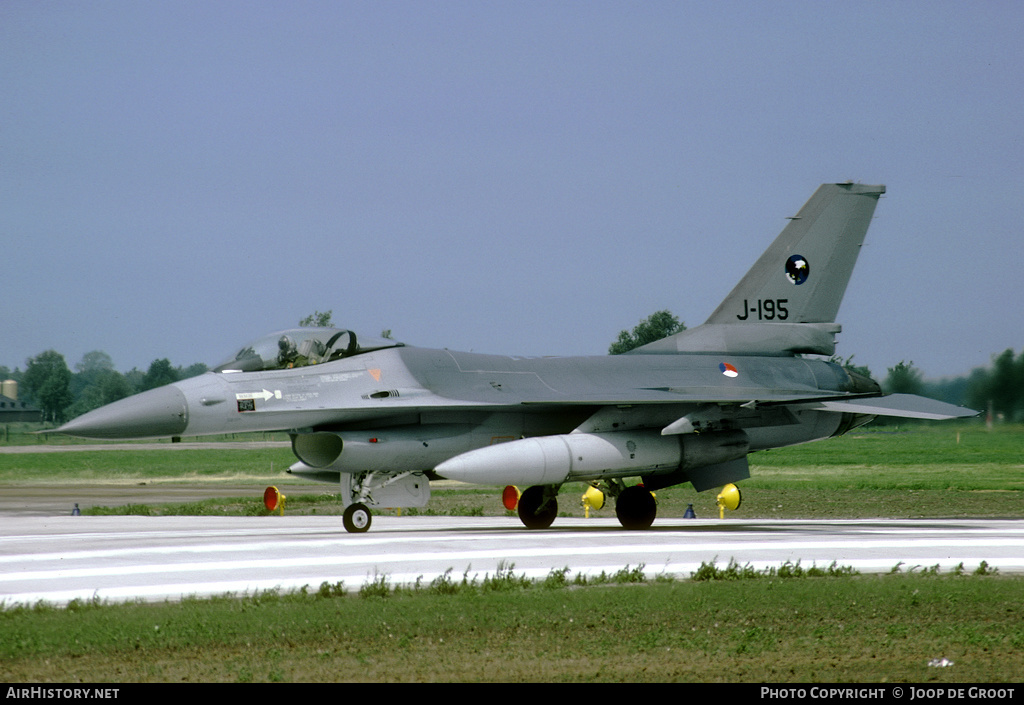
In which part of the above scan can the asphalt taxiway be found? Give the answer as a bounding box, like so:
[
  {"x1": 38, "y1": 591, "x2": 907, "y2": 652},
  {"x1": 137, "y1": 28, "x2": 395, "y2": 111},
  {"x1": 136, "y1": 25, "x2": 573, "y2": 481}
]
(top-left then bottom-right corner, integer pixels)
[{"x1": 2, "y1": 515, "x2": 1022, "y2": 607}]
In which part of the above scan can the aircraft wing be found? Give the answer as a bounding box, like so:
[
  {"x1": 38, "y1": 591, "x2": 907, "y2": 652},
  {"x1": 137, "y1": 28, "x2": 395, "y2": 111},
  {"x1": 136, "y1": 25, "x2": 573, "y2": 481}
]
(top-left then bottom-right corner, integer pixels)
[
  {"x1": 789, "y1": 393, "x2": 977, "y2": 420},
  {"x1": 518, "y1": 391, "x2": 975, "y2": 435}
]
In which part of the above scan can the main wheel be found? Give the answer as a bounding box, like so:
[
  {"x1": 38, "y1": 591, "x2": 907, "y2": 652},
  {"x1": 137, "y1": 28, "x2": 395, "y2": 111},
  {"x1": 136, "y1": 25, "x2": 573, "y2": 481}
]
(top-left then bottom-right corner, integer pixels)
[
  {"x1": 615, "y1": 485, "x2": 657, "y2": 530},
  {"x1": 517, "y1": 485, "x2": 557, "y2": 529},
  {"x1": 343, "y1": 502, "x2": 372, "y2": 533}
]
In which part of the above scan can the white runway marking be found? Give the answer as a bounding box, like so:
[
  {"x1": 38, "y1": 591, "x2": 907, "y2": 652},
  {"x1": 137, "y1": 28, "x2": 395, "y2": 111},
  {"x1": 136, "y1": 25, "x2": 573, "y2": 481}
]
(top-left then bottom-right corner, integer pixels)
[{"x1": 2, "y1": 516, "x2": 1021, "y2": 607}]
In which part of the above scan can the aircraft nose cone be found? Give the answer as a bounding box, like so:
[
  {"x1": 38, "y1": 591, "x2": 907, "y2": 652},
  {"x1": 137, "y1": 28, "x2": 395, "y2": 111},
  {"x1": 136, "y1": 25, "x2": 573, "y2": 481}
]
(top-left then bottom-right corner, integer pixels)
[{"x1": 57, "y1": 385, "x2": 189, "y2": 439}]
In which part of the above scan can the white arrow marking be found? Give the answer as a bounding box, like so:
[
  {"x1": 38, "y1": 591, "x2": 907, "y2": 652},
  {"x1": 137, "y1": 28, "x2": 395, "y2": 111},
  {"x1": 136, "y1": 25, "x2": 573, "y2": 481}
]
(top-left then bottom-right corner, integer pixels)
[{"x1": 235, "y1": 389, "x2": 278, "y2": 402}]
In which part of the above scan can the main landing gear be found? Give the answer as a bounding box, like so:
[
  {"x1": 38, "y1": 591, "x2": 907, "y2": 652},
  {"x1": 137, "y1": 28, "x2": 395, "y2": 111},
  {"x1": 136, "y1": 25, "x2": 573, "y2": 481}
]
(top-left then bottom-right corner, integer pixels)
[
  {"x1": 614, "y1": 484, "x2": 657, "y2": 530},
  {"x1": 517, "y1": 485, "x2": 559, "y2": 529},
  {"x1": 515, "y1": 481, "x2": 657, "y2": 530}
]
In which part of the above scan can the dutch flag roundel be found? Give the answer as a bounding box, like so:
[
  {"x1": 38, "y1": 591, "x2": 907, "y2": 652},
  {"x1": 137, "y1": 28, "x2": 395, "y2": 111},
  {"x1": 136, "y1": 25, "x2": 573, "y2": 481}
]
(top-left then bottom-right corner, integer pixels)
[{"x1": 719, "y1": 362, "x2": 739, "y2": 378}]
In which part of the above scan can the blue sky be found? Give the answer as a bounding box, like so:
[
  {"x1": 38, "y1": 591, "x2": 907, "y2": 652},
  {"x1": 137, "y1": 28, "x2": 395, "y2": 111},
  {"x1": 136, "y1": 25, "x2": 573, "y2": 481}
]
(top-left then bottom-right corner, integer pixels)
[{"x1": 3, "y1": 1, "x2": 1021, "y2": 380}]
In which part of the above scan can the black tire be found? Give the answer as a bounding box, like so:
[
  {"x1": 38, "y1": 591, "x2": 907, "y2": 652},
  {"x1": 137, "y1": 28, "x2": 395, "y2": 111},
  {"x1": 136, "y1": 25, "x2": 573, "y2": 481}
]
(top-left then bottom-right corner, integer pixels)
[
  {"x1": 615, "y1": 485, "x2": 657, "y2": 530},
  {"x1": 517, "y1": 485, "x2": 557, "y2": 529},
  {"x1": 343, "y1": 502, "x2": 372, "y2": 533}
]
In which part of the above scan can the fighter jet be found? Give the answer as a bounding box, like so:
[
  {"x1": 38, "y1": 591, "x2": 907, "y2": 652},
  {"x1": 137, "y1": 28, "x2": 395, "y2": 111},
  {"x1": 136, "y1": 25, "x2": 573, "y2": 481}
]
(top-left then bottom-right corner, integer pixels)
[{"x1": 58, "y1": 182, "x2": 975, "y2": 532}]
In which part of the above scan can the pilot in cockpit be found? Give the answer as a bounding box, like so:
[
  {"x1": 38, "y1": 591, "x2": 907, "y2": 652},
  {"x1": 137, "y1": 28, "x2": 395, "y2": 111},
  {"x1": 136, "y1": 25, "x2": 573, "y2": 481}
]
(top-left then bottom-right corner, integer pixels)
[
  {"x1": 214, "y1": 328, "x2": 401, "y2": 374},
  {"x1": 278, "y1": 334, "x2": 328, "y2": 368},
  {"x1": 277, "y1": 335, "x2": 299, "y2": 368}
]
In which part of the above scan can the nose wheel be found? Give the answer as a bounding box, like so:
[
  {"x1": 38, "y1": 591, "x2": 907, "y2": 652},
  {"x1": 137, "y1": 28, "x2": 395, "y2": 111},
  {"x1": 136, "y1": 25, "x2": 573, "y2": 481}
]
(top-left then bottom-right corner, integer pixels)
[{"x1": 343, "y1": 502, "x2": 372, "y2": 533}]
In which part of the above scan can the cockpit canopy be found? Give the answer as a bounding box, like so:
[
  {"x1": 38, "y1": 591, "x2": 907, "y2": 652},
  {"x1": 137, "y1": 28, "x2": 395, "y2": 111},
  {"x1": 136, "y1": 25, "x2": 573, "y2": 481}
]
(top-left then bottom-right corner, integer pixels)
[{"x1": 213, "y1": 328, "x2": 403, "y2": 373}]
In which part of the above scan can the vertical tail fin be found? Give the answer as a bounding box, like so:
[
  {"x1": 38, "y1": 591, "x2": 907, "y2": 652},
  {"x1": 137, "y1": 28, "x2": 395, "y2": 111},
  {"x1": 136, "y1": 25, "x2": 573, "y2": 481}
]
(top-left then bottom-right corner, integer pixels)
[
  {"x1": 636, "y1": 182, "x2": 885, "y2": 356},
  {"x1": 705, "y1": 182, "x2": 885, "y2": 325}
]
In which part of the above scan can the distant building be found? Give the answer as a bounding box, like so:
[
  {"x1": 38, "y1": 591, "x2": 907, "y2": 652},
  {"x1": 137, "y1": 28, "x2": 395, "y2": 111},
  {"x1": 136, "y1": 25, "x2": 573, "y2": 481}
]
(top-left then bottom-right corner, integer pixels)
[{"x1": 0, "y1": 381, "x2": 42, "y2": 423}]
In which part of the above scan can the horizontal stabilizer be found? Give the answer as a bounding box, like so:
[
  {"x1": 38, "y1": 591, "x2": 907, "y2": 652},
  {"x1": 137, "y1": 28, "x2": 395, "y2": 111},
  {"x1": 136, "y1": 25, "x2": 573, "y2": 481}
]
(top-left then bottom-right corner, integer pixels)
[{"x1": 800, "y1": 394, "x2": 977, "y2": 420}]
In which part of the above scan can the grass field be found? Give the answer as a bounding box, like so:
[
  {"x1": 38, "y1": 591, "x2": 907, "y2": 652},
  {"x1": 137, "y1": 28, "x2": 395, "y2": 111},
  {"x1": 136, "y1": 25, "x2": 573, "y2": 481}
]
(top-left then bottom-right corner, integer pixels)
[
  {"x1": 1, "y1": 564, "x2": 1021, "y2": 682},
  {"x1": 1, "y1": 422, "x2": 1021, "y2": 682}
]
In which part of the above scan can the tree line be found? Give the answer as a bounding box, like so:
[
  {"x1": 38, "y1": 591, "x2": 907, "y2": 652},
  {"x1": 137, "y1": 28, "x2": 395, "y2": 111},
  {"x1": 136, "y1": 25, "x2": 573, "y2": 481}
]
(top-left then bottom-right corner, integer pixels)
[
  {"x1": 2, "y1": 351, "x2": 207, "y2": 425},
  {"x1": 3, "y1": 311, "x2": 340, "y2": 425}
]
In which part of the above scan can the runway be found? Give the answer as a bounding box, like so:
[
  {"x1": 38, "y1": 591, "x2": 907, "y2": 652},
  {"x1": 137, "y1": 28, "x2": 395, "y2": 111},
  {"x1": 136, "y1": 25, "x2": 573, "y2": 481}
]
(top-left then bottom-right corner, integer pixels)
[{"x1": 2, "y1": 516, "x2": 1022, "y2": 607}]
